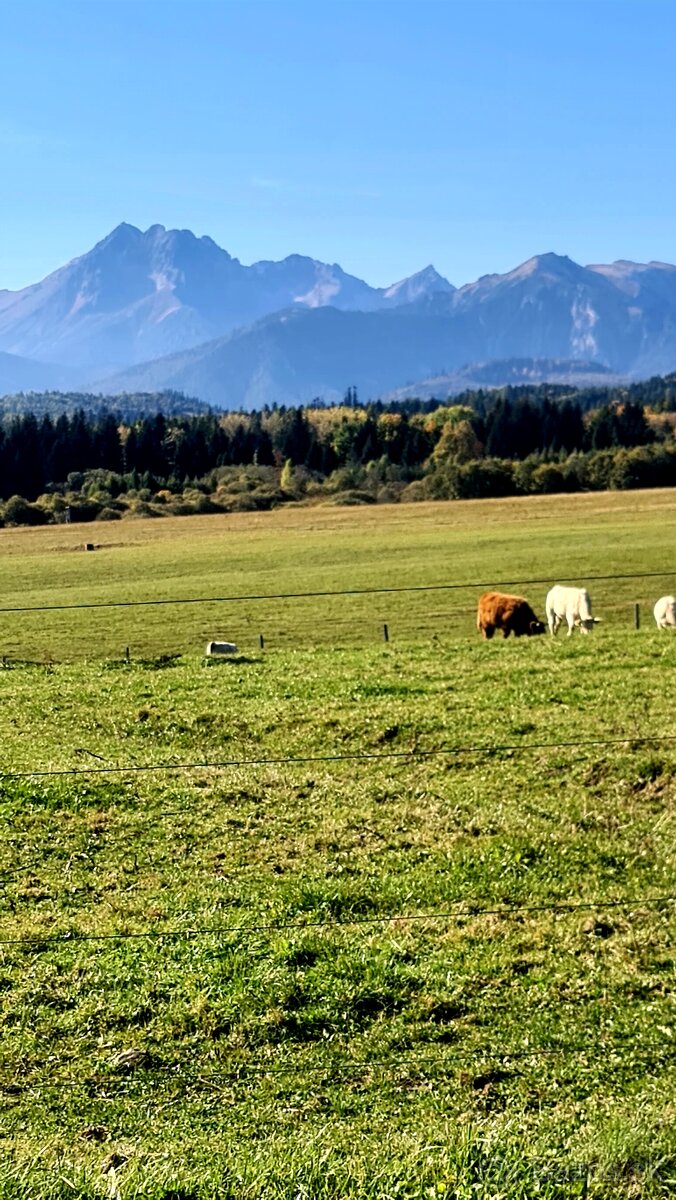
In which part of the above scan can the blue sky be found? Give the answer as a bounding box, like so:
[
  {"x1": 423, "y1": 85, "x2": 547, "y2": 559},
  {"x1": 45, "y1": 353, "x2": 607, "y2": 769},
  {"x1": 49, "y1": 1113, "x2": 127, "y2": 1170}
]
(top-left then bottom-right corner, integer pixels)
[{"x1": 0, "y1": 0, "x2": 673, "y2": 289}]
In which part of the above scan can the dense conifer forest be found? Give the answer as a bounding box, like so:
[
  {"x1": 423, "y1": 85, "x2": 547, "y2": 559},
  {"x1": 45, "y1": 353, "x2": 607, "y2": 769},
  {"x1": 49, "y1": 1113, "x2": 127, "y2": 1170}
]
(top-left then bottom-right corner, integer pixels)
[{"x1": 2, "y1": 375, "x2": 676, "y2": 523}]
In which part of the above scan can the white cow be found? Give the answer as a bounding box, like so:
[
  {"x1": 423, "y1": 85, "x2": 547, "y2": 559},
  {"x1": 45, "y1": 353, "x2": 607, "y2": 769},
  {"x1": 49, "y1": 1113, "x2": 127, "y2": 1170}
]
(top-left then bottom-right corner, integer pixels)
[
  {"x1": 545, "y1": 585, "x2": 600, "y2": 636},
  {"x1": 653, "y1": 595, "x2": 676, "y2": 629}
]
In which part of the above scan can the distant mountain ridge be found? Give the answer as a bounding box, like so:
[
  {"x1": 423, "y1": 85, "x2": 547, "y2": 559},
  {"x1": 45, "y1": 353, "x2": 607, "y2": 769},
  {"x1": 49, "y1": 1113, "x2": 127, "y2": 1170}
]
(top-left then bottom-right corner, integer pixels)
[
  {"x1": 94, "y1": 250, "x2": 676, "y2": 409},
  {"x1": 90, "y1": 306, "x2": 463, "y2": 409},
  {"x1": 0, "y1": 223, "x2": 453, "y2": 372},
  {"x1": 4, "y1": 225, "x2": 676, "y2": 405},
  {"x1": 382, "y1": 358, "x2": 625, "y2": 403}
]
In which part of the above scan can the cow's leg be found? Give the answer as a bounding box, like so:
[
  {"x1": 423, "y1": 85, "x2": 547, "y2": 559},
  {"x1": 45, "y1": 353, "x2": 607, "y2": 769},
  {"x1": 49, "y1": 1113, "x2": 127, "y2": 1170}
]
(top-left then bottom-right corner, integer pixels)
[
  {"x1": 548, "y1": 614, "x2": 558, "y2": 636},
  {"x1": 483, "y1": 624, "x2": 495, "y2": 640},
  {"x1": 566, "y1": 616, "x2": 575, "y2": 636}
]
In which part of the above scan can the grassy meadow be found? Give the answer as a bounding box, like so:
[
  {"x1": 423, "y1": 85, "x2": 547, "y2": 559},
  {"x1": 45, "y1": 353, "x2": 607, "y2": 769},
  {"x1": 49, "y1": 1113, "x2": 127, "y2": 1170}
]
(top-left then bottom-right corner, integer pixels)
[{"x1": 0, "y1": 491, "x2": 675, "y2": 1197}]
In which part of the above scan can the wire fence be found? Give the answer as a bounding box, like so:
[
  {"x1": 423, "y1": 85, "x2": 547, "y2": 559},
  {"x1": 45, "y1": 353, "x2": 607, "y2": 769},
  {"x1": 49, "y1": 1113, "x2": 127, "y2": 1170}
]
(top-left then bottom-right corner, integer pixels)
[
  {"x1": 1, "y1": 730, "x2": 675, "y2": 782},
  {"x1": 3, "y1": 893, "x2": 674, "y2": 950},
  {"x1": 0, "y1": 564, "x2": 671, "y2": 665},
  {"x1": 3, "y1": 1034, "x2": 672, "y2": 1097},
  {"x1": 0, "y1": 567, "x2": 673, "y2": 615},
  {"x1": 1, "y1": 566, "x2": 675, "y2": 1124}
]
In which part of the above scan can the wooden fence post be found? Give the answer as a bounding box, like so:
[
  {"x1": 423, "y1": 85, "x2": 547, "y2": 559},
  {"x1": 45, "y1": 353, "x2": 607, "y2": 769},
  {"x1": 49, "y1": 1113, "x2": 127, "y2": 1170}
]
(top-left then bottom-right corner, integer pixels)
[
  {"x1": 383, "y1": 623, "x2": 389, "y2": 643},
  {"x1": 634, "y1": 603, "x2": 640, "y2": 630},
  {"x1": 259, "y1": 634, "x2": 265, "y2": 650}
]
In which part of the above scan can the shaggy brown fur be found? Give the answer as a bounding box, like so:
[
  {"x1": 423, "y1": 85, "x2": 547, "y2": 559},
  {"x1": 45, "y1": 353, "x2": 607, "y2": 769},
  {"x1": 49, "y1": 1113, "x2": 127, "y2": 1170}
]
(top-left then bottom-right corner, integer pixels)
[{"x1": 476, "y1": 591, "x2": 545, "y2": 640}]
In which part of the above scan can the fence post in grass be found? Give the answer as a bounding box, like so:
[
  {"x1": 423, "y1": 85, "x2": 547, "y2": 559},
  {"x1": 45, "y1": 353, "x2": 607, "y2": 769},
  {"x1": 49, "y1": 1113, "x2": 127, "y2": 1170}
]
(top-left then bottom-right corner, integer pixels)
[
  {"x1": 259, "y1": 633, "x2": 265, "y2": 651},
  {"x1": 383, "y1": 623, "x2": 389, "y2": 643},
  {"x1": 124, "y1": 646, "x2": 130, "y2": 663},
  {"x1": 634, "y1": 603, "x2": 640, "y2": 631}
]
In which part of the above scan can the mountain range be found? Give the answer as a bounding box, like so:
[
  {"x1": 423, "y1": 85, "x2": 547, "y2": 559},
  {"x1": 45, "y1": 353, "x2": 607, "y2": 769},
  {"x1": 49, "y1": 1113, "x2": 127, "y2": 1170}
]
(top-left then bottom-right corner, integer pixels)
[{"x1": 2, "y1": 223, "x2": 676, "y2": 406}]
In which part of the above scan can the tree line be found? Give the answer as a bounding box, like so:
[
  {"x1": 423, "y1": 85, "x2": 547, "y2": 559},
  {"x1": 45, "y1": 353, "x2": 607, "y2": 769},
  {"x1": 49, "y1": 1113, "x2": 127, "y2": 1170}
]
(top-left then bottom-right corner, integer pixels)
[
  {"x1": 0, "y1": 394, "x2": 662, "y2": 503},
  {"x1": 0, "y1": 380, "x2": 674, "y2": 523}
]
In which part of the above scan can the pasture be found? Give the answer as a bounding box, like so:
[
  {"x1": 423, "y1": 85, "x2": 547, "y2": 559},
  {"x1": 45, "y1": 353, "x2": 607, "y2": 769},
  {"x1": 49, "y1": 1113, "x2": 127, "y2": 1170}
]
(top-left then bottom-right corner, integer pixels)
[{"x1": 0, "y1": 491, "x2": 675, "y2": 1198}]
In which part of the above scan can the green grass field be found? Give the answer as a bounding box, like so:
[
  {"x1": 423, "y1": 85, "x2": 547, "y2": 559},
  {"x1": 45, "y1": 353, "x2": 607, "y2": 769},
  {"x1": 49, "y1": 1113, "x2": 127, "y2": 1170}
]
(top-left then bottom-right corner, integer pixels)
[{"x1": 0, "y1": 492, "x2": 675, "y2": 1198}]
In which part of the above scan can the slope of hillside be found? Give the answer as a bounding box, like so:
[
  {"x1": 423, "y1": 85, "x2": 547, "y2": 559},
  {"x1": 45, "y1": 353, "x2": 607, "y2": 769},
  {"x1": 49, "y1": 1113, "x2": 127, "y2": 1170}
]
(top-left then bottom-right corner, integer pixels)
[
  {"x1": 94, "y1": 262, "x2": 666, "y2": 409},
  {"x1": 446, "y1": 254, "x2": 642, "y2": 367},
  {"x1": 92, "y1": 306, "x2": 460, "y2": 408},
  {"x1": 0, "y1": 349, "x2": 78, "y2": 395},
  {"x1": 382, "y1": 358, "x2": 624, "y2": 402},
  {"x1": 586, "y1": 259, "x2": 676, "y2": 376}
]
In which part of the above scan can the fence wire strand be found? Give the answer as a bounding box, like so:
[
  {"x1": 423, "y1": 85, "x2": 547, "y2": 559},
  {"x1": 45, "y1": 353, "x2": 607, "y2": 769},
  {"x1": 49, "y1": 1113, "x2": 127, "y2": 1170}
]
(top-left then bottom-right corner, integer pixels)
[
  {"x1": 3, "y1": 1033, "x2": 672, "y2": 1097},
  {"x1": 0, "y1": 567, "x2": 673, "y2": 615},
  {"x1": 2, "y1": 731, "x2": 676, "y2": 782},
  {"x1": 3, "y1": 892, "x2": 674, "y2": 949}
]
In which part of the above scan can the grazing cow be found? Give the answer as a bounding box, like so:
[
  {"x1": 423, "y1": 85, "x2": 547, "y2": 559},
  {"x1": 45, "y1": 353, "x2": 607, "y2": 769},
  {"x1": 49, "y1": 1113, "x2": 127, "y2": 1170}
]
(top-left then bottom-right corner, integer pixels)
[
  {"x1": 476, "y1": 591, "x2": 545, "y2": 640},
  {"x1": 653, "y1": 595, "x2": 676, "y2": 629},
  {"x1": 545, "y1": 585, "x2": 600, "y2": 636}
]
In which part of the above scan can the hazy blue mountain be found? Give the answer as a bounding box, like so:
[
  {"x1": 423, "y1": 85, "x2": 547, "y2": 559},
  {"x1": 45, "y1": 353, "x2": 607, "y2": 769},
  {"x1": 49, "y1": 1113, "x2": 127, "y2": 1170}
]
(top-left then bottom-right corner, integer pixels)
[
  {"x1": 0, "y1": 350, "x2": 78, "y2": 395},
  {"x1": 0, "y1": 224, "x2": 453, "y2": 371},
  {"x1": 94, "y1": 252, "x2": 670, "y2": 408},
  {"x1": 380, "y1": 265, "x2": 456, "y2": 306},
  {"x1": 586, "y1": 259, "x2": 676, "y2": 376},
  {"x1": 383, "y1": 358, "x2": 625, "y2": 403},
  {"x1": 95, "y1": 299, "x2": 634, "y2": 409},
  {"x1": 587, "y1": 259, "x2": 676, "y2": 309},
  {"x1": 5, "y1": 228, "x2": 676, "y2": 406},
  {"x1": 247, "y1": 253, "x2": 381, "y2": 311},
  {"x1": 443, "y1": 253, "x2": 643, "y2": 368},
  {"x1": 92, "y1": 306, "x2": 461, "y2": 409}
]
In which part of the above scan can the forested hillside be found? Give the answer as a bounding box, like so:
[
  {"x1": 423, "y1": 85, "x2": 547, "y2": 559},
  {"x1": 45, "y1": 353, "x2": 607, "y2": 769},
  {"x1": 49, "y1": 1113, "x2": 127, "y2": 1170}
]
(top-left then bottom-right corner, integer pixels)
[{"x1": 0, "y1": 389, "x2": 209, "y2": 419}]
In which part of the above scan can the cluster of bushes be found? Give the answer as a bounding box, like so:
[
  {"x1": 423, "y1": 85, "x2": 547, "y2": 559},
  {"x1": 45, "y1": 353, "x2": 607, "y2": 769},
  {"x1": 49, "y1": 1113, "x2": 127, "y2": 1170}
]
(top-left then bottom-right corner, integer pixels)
[
  {"x1": 0, "y1": 466, "x2": 296, "y2": 527},
  {"x1": 421, "y1": 442, "x2": 676, "y2": 501},
  {"x1": 1, "y1": 381, "x2": 676, "y2": 525}
]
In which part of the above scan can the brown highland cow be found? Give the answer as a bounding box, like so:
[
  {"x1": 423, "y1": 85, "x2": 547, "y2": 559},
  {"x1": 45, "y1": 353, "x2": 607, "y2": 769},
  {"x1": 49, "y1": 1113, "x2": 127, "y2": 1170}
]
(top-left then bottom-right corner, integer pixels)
[{"x1": 476, "y1": 591, "x2": 545, "y2": 640}]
